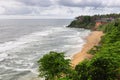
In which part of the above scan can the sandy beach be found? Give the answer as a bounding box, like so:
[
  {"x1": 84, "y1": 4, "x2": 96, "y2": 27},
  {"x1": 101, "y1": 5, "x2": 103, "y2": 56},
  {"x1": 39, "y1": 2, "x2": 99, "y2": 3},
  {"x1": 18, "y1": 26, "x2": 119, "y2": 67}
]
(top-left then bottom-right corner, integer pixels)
[{"x1": 71, "y1": 31, "x2": 104, "y2": 67}]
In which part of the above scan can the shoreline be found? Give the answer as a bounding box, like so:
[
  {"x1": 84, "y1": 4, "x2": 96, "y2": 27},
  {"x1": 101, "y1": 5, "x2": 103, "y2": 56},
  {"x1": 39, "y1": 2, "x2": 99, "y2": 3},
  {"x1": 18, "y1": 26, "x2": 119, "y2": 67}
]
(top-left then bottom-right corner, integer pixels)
[
  {"x1": 30, "y1": 31, "x2": 104, "y2": 80},
  {"x1": 71, "y1": 31, "x2": 104, "y2": 67}
]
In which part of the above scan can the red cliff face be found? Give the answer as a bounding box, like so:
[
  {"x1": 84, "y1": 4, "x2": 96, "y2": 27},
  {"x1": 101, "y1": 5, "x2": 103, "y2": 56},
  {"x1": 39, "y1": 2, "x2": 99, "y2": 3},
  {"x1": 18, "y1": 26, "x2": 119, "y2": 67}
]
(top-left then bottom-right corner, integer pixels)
[
  {"x1": 96, "y1": 22, "x2": 102, "y2": 27},
  {"x1": 94, "y1": 21, "x2": 107, "y2": 30},
  {"x1": 96, "y1": 21, "x2": 107, "y2": 26}
]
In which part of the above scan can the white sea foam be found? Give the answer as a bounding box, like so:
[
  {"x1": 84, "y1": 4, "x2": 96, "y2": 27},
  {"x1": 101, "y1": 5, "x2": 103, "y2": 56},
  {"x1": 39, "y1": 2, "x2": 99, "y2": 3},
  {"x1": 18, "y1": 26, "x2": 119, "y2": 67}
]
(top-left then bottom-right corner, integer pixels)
[
  {"x1": 0, "y1": 27, "x2": 71, "y2": 76},
  {"x1": 0, "y1": 30, "x2": 53, "y2": 62},
  {"x1": 0, "y1": 76, "x2": 2, "y2": 79},
  {"x1": 0, "y1": 25, "x2": 91, "y2": 80},
  {"x1": 0, "y1": 29, "x2": 53, "y2": 53},
  {"x1": 0, "y1": 64, "x2": 38, "y2": 74},
  {"x1": 0, "y1": 53, "x2": 8, "y2": 61}
]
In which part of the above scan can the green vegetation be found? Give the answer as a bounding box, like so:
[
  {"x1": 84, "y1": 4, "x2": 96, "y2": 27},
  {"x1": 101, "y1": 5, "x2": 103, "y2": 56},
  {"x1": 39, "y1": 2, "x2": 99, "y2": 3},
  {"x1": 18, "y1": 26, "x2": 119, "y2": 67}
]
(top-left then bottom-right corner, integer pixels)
[
  {"x1": 71, "y1": 56, "x2": 119, "y2": 80},
  {"x1": 68, "y1": 13, "x2": 120, "y2": 29},
  {"x1": 38, "y1": 17, "x2": 120, "y2": 80},
  {"x1": 73, "y1": 60, "x2": 90, "y2": 80},
  {"x1": 87, "y1": 19, "x2": 120, "y2": 80},
  {"x1": 68, "y1": 16, "x2": 95, "y2": 29},
  {"x1": 37, "y1": 51, "x2": 71, "y2": 80}
]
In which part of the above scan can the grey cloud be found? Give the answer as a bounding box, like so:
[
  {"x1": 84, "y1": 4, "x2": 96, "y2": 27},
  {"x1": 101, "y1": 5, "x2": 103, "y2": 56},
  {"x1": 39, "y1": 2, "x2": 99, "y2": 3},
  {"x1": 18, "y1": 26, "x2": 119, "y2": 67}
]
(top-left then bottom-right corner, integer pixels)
[
  {"x1": 17, "y1": 0, "x2": 52, "y2": 7},
  {"x1": 3, "y1": 7, "x2": 32, "y2": 15},
  {"x1": 0, "y1": 0, "x2": 53, "y2": 15},
  {"x1": 58, "y1": 0, "x2": 103, "y2": 8},
  {"x1": 0, "y1": 0, "x2": 120, "y2": 17},
  {"x1": 58, "y1": 0, "x2": 120, "y2": 8}
]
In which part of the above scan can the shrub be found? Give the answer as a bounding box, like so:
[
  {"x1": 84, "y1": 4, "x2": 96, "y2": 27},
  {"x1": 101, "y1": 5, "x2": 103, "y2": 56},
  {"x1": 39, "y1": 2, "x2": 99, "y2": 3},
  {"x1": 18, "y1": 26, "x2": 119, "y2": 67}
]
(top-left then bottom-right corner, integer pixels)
[{"x1": 38, "y1": 51, "x2": 71, "y2": 80}]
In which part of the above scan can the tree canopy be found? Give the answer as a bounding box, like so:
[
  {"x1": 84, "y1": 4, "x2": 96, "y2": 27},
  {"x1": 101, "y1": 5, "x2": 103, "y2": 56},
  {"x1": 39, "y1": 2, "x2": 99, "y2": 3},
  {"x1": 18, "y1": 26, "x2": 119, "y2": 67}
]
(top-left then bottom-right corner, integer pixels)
[{"x1": 37, "y1": 51, "x2": 71, "y2": 80}]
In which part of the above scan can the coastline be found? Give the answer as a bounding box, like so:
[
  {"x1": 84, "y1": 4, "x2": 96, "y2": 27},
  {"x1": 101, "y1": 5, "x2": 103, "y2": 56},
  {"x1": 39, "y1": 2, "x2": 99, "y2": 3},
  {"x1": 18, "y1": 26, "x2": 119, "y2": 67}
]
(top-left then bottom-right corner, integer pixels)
[
  {"x1": 71, "y1": 31, "x2": 104, "y2": 67},
  {"x1": 30, "y1": 31, "x2": 104, "y2": 80}
]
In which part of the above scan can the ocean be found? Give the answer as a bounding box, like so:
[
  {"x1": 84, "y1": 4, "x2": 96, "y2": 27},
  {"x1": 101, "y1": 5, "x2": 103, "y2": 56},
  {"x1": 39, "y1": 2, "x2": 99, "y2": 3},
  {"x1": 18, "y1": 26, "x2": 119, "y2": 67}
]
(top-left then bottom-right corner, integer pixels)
[{"x1": 0, "y1": 19, "x2": 91, "y2": 80}]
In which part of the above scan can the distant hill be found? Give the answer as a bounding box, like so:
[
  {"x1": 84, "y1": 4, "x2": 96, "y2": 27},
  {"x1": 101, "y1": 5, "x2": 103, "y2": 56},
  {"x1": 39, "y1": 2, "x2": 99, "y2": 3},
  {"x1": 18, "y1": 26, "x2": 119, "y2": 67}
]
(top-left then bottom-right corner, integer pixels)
[{"x1": 67, "y1": 13, "x2": 120, "y2": 30}]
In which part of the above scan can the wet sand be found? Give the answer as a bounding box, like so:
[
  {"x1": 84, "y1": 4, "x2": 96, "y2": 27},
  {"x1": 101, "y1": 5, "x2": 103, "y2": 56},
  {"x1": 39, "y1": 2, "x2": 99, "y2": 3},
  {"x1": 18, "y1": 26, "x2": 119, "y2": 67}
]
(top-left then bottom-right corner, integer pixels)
[{"x1": 71, "y1": 31, "x2": 104, "y2": 67}]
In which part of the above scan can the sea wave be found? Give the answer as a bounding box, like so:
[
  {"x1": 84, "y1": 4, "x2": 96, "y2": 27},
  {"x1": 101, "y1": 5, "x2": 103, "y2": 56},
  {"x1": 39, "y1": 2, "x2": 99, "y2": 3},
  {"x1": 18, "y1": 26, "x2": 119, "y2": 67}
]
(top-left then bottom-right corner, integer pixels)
[{"x1": 0, "y1": 26, "x2": 91, "y2": 80}]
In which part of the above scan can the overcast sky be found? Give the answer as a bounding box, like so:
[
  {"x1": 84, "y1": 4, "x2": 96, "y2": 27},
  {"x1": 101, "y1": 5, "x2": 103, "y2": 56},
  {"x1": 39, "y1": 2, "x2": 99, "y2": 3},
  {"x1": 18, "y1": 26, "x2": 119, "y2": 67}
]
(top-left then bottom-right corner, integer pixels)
[{"x1": 0, "y1": 0, "x2": 120, "y2": 19}]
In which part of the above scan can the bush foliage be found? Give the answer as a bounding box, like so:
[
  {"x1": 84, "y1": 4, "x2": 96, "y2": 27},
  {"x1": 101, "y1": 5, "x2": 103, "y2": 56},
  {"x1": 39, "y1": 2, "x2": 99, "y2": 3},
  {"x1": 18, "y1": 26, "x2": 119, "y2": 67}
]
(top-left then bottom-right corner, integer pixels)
[{"x1": 38, "y1": 51, "x2": 71, "y2": 80}]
